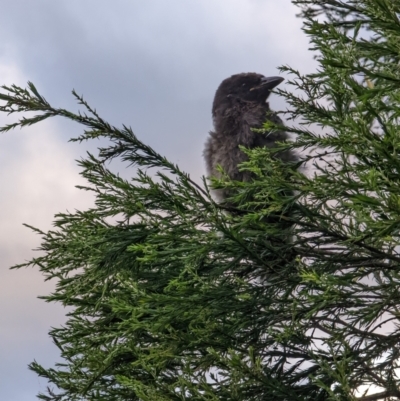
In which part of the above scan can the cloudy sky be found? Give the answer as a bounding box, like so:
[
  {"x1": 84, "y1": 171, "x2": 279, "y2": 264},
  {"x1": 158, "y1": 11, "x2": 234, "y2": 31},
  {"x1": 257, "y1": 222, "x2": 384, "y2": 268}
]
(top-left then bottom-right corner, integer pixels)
[{"x1": 0, "y1": 1, "x2": 315, "y2": 399}]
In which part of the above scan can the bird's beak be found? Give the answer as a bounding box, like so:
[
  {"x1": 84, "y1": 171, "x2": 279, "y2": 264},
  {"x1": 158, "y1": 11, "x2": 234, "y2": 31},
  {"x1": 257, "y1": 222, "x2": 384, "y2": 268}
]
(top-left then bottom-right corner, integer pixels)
[{"x1": 250, "y1": 76, "x2": 284, "y2": 91}]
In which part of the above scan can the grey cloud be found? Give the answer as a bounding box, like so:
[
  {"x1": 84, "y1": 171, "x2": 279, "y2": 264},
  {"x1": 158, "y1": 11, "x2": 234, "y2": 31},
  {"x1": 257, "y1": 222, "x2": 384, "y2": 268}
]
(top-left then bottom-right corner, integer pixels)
[{"x1": 0, "y1": 0, "x2": 312, "y2": 172}]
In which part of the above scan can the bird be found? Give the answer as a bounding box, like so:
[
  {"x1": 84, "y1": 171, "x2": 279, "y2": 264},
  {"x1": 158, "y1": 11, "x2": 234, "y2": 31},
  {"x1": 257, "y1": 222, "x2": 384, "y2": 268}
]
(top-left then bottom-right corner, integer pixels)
[
  {"x1": 203, "y1": 72, "x2": 297, "y2": 204},
  {"x1": 204, "y1": 73, "x2": 298, "y2": 277}
]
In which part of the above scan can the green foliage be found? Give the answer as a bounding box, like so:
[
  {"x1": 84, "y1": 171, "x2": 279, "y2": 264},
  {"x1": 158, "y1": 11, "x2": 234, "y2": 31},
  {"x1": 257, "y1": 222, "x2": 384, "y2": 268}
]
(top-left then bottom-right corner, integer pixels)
[{"x1": 2, "y1": 1, "x2": 400, "y2": 400}]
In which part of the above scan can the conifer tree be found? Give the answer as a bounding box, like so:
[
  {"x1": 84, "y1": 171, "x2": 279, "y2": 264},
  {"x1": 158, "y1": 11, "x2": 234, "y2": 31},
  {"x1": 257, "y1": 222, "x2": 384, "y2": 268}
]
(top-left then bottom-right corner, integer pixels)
[{"x1": 2, "y1": 1, "x2": 400, "y2": 400}]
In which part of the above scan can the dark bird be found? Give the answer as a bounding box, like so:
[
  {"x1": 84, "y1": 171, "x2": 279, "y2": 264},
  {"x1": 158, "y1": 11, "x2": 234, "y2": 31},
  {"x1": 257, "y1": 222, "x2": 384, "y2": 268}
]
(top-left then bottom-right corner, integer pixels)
[{"x1": 203, "y1": 72, "x2": 297, "y2": 203}]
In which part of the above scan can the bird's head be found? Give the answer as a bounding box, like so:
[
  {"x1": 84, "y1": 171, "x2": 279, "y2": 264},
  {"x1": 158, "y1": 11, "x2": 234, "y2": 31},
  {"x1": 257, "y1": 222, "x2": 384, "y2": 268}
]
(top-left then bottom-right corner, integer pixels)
[{"x1": 212, "y1": 73, "x2": 284, "y2": 117}]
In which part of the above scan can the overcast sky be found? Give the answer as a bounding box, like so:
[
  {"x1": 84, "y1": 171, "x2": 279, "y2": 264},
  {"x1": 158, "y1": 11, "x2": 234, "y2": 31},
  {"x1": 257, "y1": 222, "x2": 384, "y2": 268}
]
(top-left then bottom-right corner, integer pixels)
[{"x1": 0, "y1": 1, "x2": 316, "y2": 399}]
